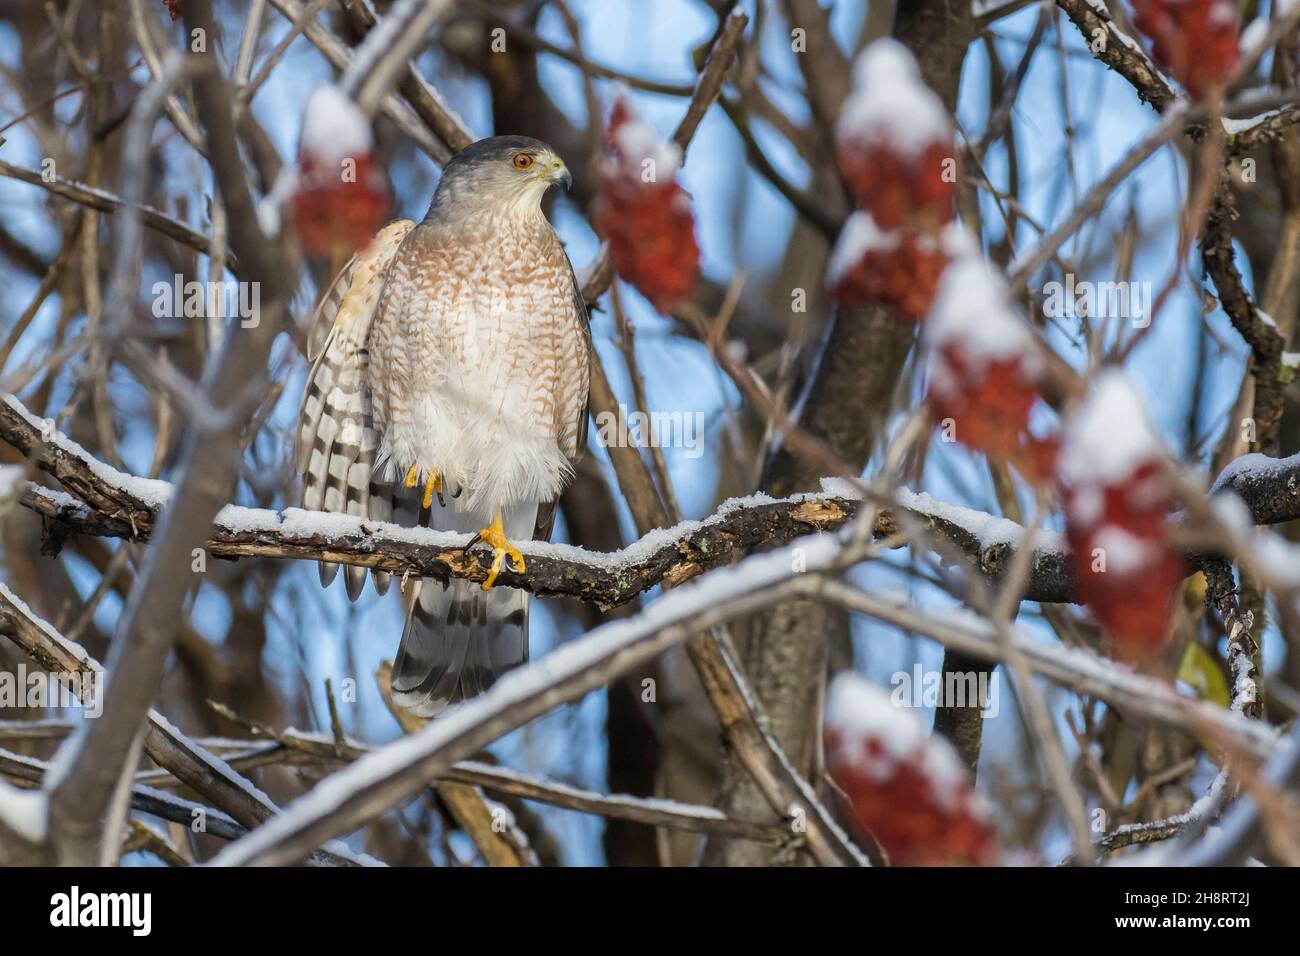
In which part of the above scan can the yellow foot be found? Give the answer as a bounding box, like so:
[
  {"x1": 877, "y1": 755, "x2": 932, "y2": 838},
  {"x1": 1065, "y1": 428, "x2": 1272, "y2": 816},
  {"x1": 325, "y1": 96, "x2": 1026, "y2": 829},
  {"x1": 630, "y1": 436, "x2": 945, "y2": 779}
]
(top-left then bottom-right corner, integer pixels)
[
  {"x1": 469, "y1": 510, "x2": 525, "y2": 590},
  {"x1": 403, "y1": 465, "x2": 445, "y2": 508}
]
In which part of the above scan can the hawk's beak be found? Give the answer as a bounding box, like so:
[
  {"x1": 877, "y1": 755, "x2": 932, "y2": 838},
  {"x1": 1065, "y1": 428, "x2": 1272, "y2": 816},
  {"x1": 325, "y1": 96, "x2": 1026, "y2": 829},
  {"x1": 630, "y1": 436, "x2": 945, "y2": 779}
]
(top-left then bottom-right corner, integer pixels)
[{"x1": 546, "y1": 159, "x2": 572, "y2": 191}]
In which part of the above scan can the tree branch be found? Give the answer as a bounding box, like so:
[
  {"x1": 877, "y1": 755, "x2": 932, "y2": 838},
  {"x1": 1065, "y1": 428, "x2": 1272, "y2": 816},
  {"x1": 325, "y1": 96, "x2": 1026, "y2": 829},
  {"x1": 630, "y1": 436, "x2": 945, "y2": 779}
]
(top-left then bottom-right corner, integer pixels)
[
  {"x1": 0, "y1": 158, "x2": 237, "y2": 270},
  {"x1": 9, "y1": 392, "x2": 1300, "y2": 612},
  {"x1": 193, "y1": 730, "x2": 787, "y2": 845},
  {"x1": 208, "y1": 534, "x2": 869, "y2": 867},
  {"x1": 41, "y1": 0, "x2": 302, "y2": 866},
  {"x1": 1054, "y1": 0, "x2": 1175, "y2": 113},
  {"x1": 0, "y1": 583, "x2": 371, "y2": 866}
]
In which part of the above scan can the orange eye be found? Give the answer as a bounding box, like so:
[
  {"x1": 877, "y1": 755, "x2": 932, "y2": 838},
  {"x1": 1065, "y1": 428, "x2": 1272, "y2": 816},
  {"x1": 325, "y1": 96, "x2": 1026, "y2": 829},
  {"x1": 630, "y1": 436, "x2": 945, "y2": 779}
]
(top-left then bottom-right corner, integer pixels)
[{"x1": 513, "y1": 154, "x2": 534, "y2": 170}]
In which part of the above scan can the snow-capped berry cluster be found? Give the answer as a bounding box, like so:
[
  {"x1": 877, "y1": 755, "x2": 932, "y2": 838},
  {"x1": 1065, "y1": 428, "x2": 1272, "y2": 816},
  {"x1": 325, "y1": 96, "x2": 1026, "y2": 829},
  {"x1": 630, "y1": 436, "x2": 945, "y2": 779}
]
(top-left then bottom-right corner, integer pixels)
[
  {"x1": 924, "y1": 258, "x2": 1059, "y2": 485},
  {"x1": 289, "y1": 86, "x2": 390, "y2": 260},
  {"x1": 827, "y1": 40, "x2": 958, "y2": 321},
  {"x1": 593, "y1": 97, "x2": 701, "y2": 312},
  {"x1": 827, "y1": 215, "x2": 971, "y2": 324},
  {"x1": 1132, "y1": 0, "x2": 1239, "y2": 99},
  {"x1": 923, "y1": 265, "x2": 1185, "y2": 660},
  {"x1": 835, "y1": 39, "x2": 956, "y2": 231},
  {"x1": 1059, "y1": 371, "x2": 1186, "y2": 662},
  {"x1": 825, "y1": 673, "x2": 1000, "y2": 867}
]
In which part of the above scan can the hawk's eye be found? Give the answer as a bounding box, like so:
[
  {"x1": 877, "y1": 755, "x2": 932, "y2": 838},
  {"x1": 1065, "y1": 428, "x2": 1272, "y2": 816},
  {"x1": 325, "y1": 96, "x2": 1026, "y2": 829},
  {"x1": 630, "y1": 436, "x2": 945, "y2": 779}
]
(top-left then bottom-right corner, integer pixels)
[{"x1": 513, "y1": 154, "x2": 534, "y2": 170}]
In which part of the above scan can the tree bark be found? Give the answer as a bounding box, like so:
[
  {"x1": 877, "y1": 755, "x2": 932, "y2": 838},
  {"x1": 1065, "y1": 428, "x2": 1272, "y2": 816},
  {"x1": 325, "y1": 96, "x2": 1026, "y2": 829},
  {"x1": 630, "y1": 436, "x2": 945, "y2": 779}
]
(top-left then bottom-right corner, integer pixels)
[{"x1": 706, "y1": 0, "x2": 976, "y2": 866}]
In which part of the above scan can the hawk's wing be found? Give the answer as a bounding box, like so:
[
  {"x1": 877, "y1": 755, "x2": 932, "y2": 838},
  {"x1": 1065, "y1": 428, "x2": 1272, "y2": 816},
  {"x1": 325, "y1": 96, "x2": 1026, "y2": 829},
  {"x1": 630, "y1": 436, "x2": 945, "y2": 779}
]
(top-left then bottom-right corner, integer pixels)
[
  {"x1": 297, "y1": 220, "x2": 414, "y2": 599},
  {"x1": 532, "y1": 252, "x2": 592, "y2": 543}
]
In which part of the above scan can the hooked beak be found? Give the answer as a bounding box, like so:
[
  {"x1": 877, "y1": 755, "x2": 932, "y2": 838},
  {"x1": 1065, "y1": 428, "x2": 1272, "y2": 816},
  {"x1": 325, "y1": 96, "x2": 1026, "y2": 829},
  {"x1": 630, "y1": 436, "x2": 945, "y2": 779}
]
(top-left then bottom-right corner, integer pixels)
[{"x1": 546, "y1": 159, "x2": 572, "y2": 191}]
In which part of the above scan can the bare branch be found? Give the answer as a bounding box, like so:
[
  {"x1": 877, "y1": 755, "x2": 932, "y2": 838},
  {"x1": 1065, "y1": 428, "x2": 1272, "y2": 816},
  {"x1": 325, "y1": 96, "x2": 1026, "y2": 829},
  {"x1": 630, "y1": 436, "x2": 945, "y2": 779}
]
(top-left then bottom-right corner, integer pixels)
[
  {"x1": 196, "y1": 728, "x2": 788, "y2": 845},
  {"x1": 42, "y1": 0, "x2": 301, "y2": 865},
  {"x1": 0, "y1": 583, "x2": 370, "y2": 866},
  {"x1": 0, "y1": 158, "x2": 236, "y2": 269}
]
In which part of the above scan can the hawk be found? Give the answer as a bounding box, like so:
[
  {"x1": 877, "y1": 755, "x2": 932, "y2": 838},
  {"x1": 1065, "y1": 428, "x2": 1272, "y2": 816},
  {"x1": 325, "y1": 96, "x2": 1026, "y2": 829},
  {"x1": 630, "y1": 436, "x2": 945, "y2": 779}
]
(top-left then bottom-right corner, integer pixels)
[{"x1": 297, "y1": 136, "x2": 591, "y2": 716}]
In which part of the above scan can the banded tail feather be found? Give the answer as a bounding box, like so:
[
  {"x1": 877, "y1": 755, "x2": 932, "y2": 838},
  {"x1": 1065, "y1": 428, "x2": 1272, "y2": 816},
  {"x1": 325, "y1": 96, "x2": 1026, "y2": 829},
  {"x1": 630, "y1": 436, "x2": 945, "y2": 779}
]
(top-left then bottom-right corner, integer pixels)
[{"x1": 390, "y1": 498, "x2": 537, "y2": 716}]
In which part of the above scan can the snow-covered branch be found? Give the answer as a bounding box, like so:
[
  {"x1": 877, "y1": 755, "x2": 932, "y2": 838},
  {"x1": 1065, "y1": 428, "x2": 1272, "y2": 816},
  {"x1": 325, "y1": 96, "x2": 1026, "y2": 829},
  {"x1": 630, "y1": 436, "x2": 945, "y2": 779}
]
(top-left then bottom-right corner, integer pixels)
[
  {"x1": 1175, "y1": 721, "x2": 1300, "y2": 865},
  {"x1": 1209, "y1": 450, "x2": 1300, "y2": 527},
  {"x1": 208, "y1": 533, "x2": 869, "y2": 867},
  {"x1": 199, "y1": 515, "x2": 1282, "y2": 866},
  {"x1": 197, "y1": 730, "x2": 787, "y2": 846},
  {"x1": 0, "y1": 518, "x2": 370, "y2": 868},
  {"x1": 1054, "y1": 0, "x2": 1175, "y2": 113},
  {"x1": 0, "y1": 158, "x2": 233, "y2": 269},
  {"x1": 9, "y1": 392, "x2": 1300, "y2": 612},
  {"x1": 813, "y1": 580, "x2": 1278, "y2": 761}
]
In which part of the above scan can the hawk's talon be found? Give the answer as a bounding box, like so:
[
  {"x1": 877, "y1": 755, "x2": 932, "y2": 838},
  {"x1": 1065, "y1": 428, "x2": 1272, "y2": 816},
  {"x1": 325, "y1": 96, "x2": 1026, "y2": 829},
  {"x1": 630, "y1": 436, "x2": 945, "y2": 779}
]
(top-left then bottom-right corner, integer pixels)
[
  {"x1": 471, "y1": 510, "x2": 525, "y2": 590},
  {"x1": 421, "y1": 471, "x2": 445, "y2": 509},
  {"x1": 404, "y1": 465, "x2": 445, "y2": 508}
]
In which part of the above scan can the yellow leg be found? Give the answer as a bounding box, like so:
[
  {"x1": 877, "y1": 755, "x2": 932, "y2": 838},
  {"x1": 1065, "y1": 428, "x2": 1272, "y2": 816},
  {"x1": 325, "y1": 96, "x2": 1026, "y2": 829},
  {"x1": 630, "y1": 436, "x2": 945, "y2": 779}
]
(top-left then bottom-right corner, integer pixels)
[
  {"x1": 421, "y1": 471, "x2": 444, "y2": 509},
  {"x1": 472, "y1": 508, "x2": 525, "y2": 590},
  {"x1": 403, "y1": 466, "x2": 444, "y2": 508}
]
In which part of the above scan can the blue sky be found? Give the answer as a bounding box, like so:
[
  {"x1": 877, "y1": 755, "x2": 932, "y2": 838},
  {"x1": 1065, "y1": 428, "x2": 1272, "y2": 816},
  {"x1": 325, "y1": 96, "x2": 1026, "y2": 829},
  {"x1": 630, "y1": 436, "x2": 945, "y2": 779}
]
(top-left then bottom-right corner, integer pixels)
[{"x1": 0, "y1": 1, "x2": 1267, "y2": 863}]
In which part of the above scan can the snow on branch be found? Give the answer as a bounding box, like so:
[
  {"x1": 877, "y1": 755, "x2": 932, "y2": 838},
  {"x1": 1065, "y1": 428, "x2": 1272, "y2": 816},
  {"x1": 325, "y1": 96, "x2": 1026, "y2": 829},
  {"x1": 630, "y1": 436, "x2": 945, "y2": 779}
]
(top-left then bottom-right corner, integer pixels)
[
  {"x1": 1056, "y1": 0, "x2": 1300, "y2": 150},
  {"x1": 0, "y1": 392, "x2": 1058, "y2": 605},
  {"x1": 206, "y1": 517, "x2": 1282, "y2": 866},
  {"x1": 0, "y1": 780, "x2": 47, "y2": 854},
  {"x1": 0, "y1": 582, "x2": 375, "y2": 867},
  {"x1": 207, "y1": 728, "x2": 787, "y2": 845},
  {"x1": 209, "y1": 533, "x2": 868, "y2": 867},
  {"x1": 5, "y1": 394, "x2": 1300, "y2": 610},
  {"x1": 1055, "y1": 0, "x2": 1177, "y2": 113},
  {"x1": 1209, "y1": 450, "x2": 1300, "y2": 525},
  {"x1": 814, "y1": 582, "x2": 1279, "y2": 762},
  {"x1": 0, "y1": 158, "x2": 233, "y2": 269}
]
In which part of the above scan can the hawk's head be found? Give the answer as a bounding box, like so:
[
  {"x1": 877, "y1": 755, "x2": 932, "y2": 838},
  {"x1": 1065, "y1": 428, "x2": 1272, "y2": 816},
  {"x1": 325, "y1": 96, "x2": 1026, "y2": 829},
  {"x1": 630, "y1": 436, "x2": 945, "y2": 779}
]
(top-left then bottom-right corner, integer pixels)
[{"x1": 428, "y1": 135, "x2": 570, "y2": 221}]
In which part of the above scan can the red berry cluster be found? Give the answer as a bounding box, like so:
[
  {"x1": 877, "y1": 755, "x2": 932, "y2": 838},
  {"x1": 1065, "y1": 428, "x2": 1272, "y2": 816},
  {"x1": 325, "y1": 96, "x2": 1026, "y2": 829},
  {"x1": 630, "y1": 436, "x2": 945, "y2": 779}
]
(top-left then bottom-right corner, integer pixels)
[
  {"x1": 828, "y1": 216, "x2": 963, "y2": 323},
  {"x1": 825, "y1": 673, "x2": 1001, "y2": 866},
  {"x1": 291, "y1": 152, "x2": 389, "y2": 260},
  {"x1": 924, "y1": 259, "x2": 1060, "y2": 487},
  {"x1": 837, "y1": 128, "x2": 954, "y2": 234},
  {"x1": 930, "y1": 351, "x2": 1061, "y2": 487},
  {"x1": 593, "y1": 97, "x2": 701, "y2": 313},
  {"x1": 926, "y1": 267, "x2": 1184, "y2": 658},
  {"x1": 1059, "y1": 371, "x2": 1186, "y2": 662},
  {"x1": 828, "y1": 39, "x2": 958, "y2": 320},
  {"x1": 289, "y1": 87, "x2": 390, "y2": 261},
  {"x1": 1131, "y1": 0, "x2": 1239, "y2": 99}
]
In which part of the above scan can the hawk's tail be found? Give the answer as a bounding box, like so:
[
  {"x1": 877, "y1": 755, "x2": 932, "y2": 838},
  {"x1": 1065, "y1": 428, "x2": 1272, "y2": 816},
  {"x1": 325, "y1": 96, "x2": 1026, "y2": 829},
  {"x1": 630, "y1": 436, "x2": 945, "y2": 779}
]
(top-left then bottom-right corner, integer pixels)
[
  {"x1": 389, "y1": 499, "x2": 537, "y2": 717},
  {"x1": 390, "y1": 580, "x2": 528, "y2": 716}
]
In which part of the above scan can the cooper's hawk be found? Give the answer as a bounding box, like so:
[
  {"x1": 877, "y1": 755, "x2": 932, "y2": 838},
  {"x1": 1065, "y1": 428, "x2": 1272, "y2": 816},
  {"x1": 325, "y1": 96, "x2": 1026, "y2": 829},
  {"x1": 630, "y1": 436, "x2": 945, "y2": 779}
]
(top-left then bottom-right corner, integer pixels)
[{"x1": 297, "y1": 136, "x2": 591, "y2": 716}]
